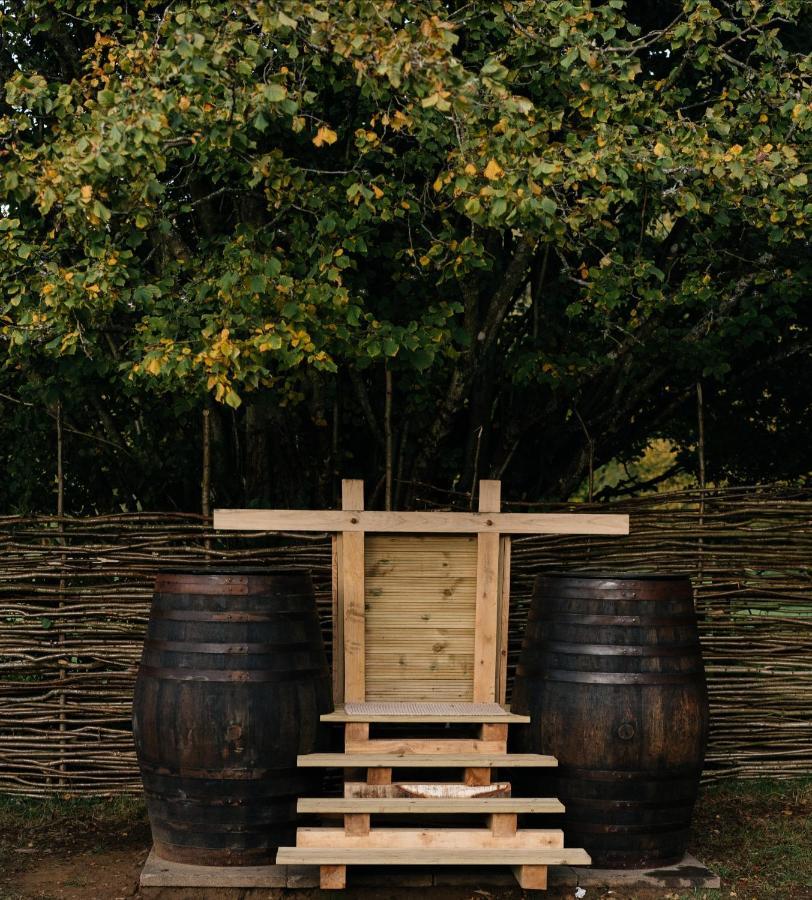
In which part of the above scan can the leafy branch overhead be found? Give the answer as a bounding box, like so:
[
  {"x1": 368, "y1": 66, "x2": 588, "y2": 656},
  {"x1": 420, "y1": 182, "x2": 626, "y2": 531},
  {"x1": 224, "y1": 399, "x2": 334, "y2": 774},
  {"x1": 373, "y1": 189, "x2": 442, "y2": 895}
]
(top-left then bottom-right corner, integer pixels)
[{"x1": 0, "y1": 1, "x2": 809, "y2": 504}]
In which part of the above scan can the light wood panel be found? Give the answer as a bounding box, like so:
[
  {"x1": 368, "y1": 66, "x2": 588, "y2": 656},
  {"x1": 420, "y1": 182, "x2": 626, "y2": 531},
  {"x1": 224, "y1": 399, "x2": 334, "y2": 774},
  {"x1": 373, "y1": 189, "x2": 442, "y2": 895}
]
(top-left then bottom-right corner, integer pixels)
[
  {"x1": 342, "y1": 782, "x2": 512, "y2": 799},
  {"x1": 296, "y1": 827, "x2": 564, "y2": 850},
  {"x1": 342, "y1": 480, "x2": 365, "y2": 702},
  {"x1": 276, "y1": 847, "x2": 592, "y2": 865},
  {"x1": 297, "y1": 753, "x2": 558, "y2": 768},
  {"x1": 213, "y1": 508, "x2": 630, "y2": 535},
  {"x1": 298, "y1": 798, "x2": 564, "y2": 814},
  {"x1": 322, "y1": 703, "x2": 529, "y2": 723},
  {"x1": 364, "y1": 534, "x2": 477, "y2": 702},
  {"x1": 473, "y1": 481, "x2": 501, "y2": 702}
]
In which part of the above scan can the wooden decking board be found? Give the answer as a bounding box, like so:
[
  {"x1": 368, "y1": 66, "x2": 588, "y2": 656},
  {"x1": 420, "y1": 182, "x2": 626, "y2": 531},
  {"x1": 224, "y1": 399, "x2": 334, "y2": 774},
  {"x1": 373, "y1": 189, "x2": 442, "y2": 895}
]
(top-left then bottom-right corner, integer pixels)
[
  {"x1": 296, "y1": 828, "x2": 564, "y2": 850},
  {"x1": 323, "y1": 703, "x2": 530, "y2": 724},
  {"x1": 298, "y1": 798, "x2": 565, "y2": 814},
  {"x1": 297, "y1": 753, "x2": 558, "y2": 768},
  {"x1": 276, "y1": 847, "x2": 592, "y2": 866}
]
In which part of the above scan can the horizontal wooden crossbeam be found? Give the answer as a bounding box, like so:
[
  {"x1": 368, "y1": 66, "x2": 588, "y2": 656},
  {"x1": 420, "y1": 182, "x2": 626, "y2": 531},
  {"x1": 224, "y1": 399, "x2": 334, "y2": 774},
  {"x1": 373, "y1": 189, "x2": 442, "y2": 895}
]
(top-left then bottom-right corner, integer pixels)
[
  {"x1": 213, "y1": 509, "x2": 629, "y2": 535},
  {"x1": 298, "y1": 798, "x2": 565, "y2": 814},
  {"x1": 276, "y1": 847, "x2": 591, "y2": 866}
]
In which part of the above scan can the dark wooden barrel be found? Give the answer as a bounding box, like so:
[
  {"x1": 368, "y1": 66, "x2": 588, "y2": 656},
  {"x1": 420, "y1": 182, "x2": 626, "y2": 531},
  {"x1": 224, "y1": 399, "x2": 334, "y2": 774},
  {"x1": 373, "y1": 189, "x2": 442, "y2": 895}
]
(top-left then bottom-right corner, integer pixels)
[
  {"x1": 132, "y1": 569, "x2": 332, "y2": 866},
  {"x1": 511, "y1": 573, "x2": 709, "y2": 869}
]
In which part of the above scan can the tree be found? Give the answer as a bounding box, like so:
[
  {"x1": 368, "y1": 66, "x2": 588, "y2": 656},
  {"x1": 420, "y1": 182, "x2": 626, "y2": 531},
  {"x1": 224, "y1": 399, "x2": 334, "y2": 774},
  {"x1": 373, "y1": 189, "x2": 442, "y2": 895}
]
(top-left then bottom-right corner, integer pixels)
[{"x1": 1, "y1": 1, "x2": 809, "y2": 512}]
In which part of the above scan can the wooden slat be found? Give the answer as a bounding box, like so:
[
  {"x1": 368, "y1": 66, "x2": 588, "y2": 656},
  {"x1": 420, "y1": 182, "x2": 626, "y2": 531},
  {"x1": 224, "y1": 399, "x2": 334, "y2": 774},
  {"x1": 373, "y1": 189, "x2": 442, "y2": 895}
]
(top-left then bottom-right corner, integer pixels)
[
  {"x1": 345, "y1": 739, "x2": 507, "y2": 755},
  {"x1": 299, "y1": 753, "x2": 556, "y2": 770},
  {"x1": 343, "y1": 782, "x2": 512, "y2": 799},
  {"x1": 341, "y1": 480, "x2": 365, "y2": 703},
  {"x1": 276, "y1": 847, "x2": 592, "y2": 866},
  {"x1": 473, "y1": 480, "x2": 501, "y2": 702},
  {"x1": 296, "y1": 827, "x2": 563, "y2": 850},
  {"x1": 331, "y1": 533, "x2": 344, "y2": 705},
  {"x1": 213, "y1": 508, "x2": 630, "y2": 535},
  {"x1": 298, "y1": 753, "x2": 558, "y2": 768},
  {"x1": 496, "y1": 535, "x2": 511, "y2": 704},
  {"x1": 323, "y1": 704, "x2": 529, "y2": 724},
  {"x1": 364, "y1": 534, "x2": 476, "y2": 703},
  {"x1": 320, "y1": 865, "x2": 346, "y2": 889},
  {"x1": 298, "y1": 798, "x2": 565, "y2": 814}
]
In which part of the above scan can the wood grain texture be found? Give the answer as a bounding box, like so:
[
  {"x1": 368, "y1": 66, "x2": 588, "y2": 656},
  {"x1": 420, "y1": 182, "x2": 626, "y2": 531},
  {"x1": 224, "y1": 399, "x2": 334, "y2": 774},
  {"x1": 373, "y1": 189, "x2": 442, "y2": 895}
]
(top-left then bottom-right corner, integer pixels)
[
  {"x1": 513, "y1": 864, "x2": 549, "y2": 889},
  {"x1": 342, "y1": 782, "x2": 512, "y2": 799},
  {"x1": 297, "y1": 798, "x2": 564, "y2": 813},
  {"x1": 323, "y1": 704, "x2": 529, "y2": 723},
  {"x1": 364, "y1": 535, "x2": 477, "y2": 702},
  {"x1": 297, "y1": 753, "x2": 558, "y2": 768},
  {"x1": 296, "y1": 827, "x2": 563, "y2": 850},
  {"x1": 213, "y1": 508, "x2": 630, "y2": 535},
  {"x1": 276, "y1": 847, "x2": 592, "y2": 865},
  {"x1": 473, "y1": 481, "x2": 501, "y2": 702},
  {"x1": 341, "y1": 480, "x2": 365, "y2": 702}
]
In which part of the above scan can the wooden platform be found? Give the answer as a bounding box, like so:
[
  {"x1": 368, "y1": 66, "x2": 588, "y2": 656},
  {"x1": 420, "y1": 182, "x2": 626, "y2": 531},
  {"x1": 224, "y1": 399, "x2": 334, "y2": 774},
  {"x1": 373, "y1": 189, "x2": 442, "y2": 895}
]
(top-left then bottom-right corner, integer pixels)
[
  {"x1": 324, "y1": 702, "x2": 530, "y2": 723},
  {"x1": 139, "y1": 850, "x2": 721, "y2": 891},
  {"x1": 215, "y1": 479, "x2": 622, "y2": 891},
  {"x1": 298, "y1": 753, "x2": 557, "y2": 768}
]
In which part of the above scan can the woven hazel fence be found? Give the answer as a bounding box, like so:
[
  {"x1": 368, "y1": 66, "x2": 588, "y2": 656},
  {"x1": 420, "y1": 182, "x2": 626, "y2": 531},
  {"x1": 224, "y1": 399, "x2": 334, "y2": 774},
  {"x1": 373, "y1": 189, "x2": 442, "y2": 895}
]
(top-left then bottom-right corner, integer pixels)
[{"x1": 0, "y1": 484, "x2": 810, "y2": 796}]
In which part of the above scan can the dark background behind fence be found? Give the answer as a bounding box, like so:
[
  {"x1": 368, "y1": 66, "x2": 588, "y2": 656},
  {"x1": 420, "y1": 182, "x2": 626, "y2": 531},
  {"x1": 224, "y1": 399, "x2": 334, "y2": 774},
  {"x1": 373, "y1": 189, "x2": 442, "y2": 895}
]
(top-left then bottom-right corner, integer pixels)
[{"x1": 1, "y1": 483, "x2": 809, "y2": 796}]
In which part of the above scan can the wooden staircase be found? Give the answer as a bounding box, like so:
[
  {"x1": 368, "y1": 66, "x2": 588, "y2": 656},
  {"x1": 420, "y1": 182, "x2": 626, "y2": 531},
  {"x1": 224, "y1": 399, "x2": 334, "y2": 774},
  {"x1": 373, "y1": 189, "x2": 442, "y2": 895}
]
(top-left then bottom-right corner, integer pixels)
[{"x1": 275, "y1": 702, "x2": 590, "y2": 889}]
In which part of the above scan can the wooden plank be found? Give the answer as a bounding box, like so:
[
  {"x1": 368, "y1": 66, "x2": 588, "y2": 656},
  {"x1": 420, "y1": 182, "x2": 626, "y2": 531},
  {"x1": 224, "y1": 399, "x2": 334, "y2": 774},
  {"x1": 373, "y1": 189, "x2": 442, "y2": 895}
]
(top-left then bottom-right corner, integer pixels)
[
  {"x1": 473, "y1": 480, "x2": 501, "y2": 702},
  {"x1": 331, "y1": 533, "x2": 344, "y2": 706},
  {"x1": 344, "y1": 739, "x2": 506, "y2": 755},
  {"x1": 480, "y1": 724, "x2": 508, "y2": 743},
  {"x1": 213, "y1": 508, "x2": 630, "y2": 535},
  {"x1": 364, "y1": 534, "x2": 476, "y2": 703},
  {"x1": 298, "y1": 753, "x2": 558, "y2": 768},
  {"x1": 296, "y1": 828, "x2": 564, "y2": 850},
  {"x1": 341, "y1": 480, "x2": 365, "y2": 703},
  {"x1": 322, "y1": 704, "x2": 529, "y2": 724},
  {"x1": 513, "y1": 865, "x2": 548, "y2": 890},
  {"x1": 276, "y1": 847, "x2": 593, "y2": 866},
  {"x1": 496, "y1": 536, "x2": 511, "y2": 704},
  {"x1": 320, "y1": 865, "x2": 346, "y2": 889},
  {"x1": 343, "y1": 782, "x2": 512, "y2": 799},
  {"x1": 298, "y1": 798, "x2": 565, "y2": 814}
]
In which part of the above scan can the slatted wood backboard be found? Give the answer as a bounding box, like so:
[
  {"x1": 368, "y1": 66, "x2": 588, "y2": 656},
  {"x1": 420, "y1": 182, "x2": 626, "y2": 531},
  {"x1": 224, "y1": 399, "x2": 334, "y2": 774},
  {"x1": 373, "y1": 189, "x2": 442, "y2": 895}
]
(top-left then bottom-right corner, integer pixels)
[{"x1": 364, "y1": 534, "x2": 477, "y2": 702}]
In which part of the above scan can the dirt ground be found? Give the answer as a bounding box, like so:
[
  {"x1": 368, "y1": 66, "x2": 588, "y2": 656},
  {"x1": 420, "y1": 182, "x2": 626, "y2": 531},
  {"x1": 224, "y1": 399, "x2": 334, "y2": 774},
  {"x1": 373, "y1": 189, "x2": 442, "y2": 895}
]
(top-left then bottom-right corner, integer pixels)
[{"x1": 1, "y1": 779, "x2": 810, "y2": 900}]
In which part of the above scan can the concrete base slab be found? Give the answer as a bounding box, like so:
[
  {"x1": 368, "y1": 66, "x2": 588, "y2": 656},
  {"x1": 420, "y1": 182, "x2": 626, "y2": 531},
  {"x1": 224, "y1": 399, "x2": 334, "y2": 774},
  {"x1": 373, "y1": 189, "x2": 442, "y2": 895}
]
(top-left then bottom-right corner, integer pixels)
[
  {"x1": 550, "y1": 854, "x2": 721, "y2": 891},
  {"x1": 140, "y1": 848, "x2": 719, "y2": 891}
]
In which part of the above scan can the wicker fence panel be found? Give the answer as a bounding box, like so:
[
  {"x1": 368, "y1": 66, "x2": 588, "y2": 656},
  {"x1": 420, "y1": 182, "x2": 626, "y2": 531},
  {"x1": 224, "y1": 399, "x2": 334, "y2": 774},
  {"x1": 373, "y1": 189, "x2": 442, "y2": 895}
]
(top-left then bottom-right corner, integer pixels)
[{"x1": 0, "y1": 486, "x2": 809, "y2": 796}]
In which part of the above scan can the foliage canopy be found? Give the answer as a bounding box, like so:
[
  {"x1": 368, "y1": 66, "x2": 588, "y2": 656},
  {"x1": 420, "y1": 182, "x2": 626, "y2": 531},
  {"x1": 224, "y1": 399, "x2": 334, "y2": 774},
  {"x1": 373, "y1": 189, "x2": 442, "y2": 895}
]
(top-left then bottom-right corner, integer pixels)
[{"x1": 1, "y1": 1, "x2": 810, "y2": 511}]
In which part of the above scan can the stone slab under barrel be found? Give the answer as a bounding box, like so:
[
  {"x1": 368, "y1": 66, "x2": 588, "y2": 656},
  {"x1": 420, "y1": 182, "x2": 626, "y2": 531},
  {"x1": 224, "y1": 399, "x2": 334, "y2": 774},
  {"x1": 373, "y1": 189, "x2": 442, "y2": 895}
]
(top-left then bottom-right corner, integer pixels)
[
  {"x1": 511, "y1": 573, "x2": 709, "y2": 869},
  {"x1": 132, "y1": 568, "x2": 332, "y2": 866}
]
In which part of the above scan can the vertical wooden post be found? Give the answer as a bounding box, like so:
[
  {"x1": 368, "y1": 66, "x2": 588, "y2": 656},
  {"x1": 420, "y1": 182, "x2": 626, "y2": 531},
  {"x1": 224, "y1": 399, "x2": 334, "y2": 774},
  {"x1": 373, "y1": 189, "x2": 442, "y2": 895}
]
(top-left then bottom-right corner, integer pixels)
[
  {"x1": 473, "y1": 480, "x2": 501, "y2": 702},
  {"x1": 342, "y1": 480, "x2": 366, "y2": 702}
]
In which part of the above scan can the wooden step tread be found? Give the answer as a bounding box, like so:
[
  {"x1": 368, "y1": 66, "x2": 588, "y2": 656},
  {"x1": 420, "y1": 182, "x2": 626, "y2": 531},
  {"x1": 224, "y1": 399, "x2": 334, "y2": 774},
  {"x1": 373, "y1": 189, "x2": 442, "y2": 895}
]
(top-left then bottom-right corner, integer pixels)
[
  {"x1": 276, "y1": 847, "x2": 591, "y2": 866},
  {"x1": 298, "y1": 753, "x2": 557, "y2": 768},
  {"x1": 323, "y1": 703, "x2": 530, "y2": 724},
  {"x1": 299, "y1": 798, "x2": 564, "y2": 813}
]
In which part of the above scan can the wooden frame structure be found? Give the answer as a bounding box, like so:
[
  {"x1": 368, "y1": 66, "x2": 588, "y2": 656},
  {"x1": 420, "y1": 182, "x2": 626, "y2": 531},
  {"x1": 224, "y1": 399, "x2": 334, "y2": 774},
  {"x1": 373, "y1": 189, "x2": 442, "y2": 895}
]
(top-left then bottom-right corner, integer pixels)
[{"x1": 214, "y1": 479, "x2": 629, "y2": 890}]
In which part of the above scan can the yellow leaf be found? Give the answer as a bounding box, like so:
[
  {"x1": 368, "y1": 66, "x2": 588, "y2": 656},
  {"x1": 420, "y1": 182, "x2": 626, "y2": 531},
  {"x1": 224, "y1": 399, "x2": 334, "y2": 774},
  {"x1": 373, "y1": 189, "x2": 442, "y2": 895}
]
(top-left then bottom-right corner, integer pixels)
[
  {"x1": 80, "y1": 185, "x2": 93, "y2": 203},
  {"x1": 146, "y1": 358, "x2": 161, "y2": 375},
  {"x1": 42, "y1": 283, "x2": 55, "y2": 295},
  {"x1": 464, "y1": 163, "x2": 477, "y2": 176},
  {"x1": 313, "y1": 126, "x2": 338, "y2": 147},
  {"x1": 653, "y1": 142, "x2": 667, "y2": 158},
  {"x1": 432, "y1": 176, "x2": 444, "y2": 192},
  {"x1": 178, "y1": 96, "x2": 191, "y2": 111},
  {"x1": 372, "y1": 184, "x2": 384, "y2": 199},
  {"x1": 483, "y1": 159, "x2": 504, "y2": 180}
]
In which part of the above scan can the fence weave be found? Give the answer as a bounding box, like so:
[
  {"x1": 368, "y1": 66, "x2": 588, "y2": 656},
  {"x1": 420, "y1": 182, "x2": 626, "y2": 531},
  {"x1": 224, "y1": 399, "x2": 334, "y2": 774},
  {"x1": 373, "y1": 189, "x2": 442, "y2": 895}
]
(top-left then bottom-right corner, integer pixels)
[{"x1": 0, "y1": 485, "x2": 809, "y2": 796}]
